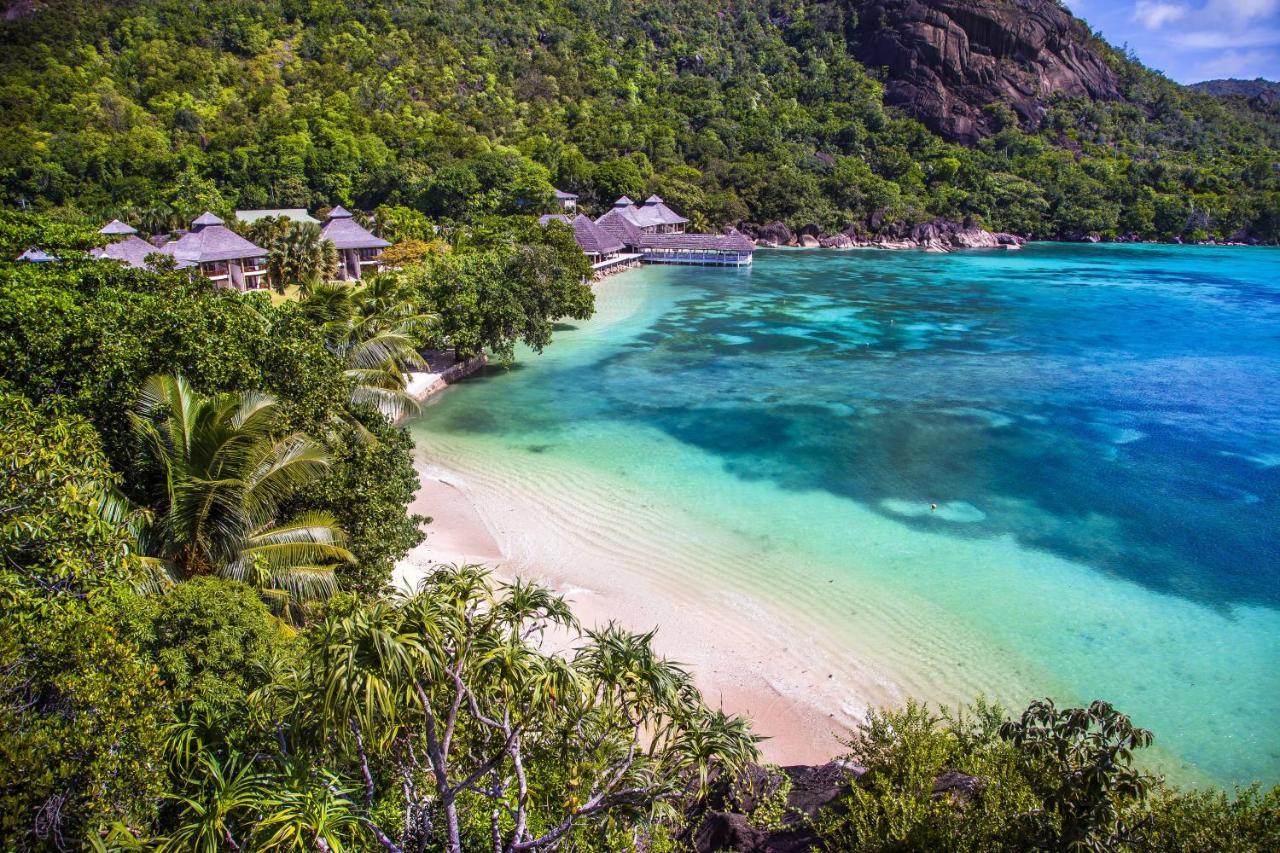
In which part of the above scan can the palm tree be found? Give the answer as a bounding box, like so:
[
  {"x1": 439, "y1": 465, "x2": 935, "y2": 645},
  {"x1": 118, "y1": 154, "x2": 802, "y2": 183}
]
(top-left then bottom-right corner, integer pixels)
[
  {"x1": 269, "y1": 221, "x2": 338, "y2": 295},
  {"x1": 129, "y1": 374, "x2": 352, "y2": 619},
  {"x1": 303, "y1": 278, "x2": 434, "y2": 423},
  {"x1": 139, "y1": 202, "x2": 180, "y2": 237}
]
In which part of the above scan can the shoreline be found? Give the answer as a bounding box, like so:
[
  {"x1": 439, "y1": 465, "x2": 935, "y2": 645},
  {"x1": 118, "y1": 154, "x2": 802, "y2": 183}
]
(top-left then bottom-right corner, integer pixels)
[
  {"x1": 394, "y1": 463, "x2": 861, "y2": 765},
  {"x1": 392, "y1": 266, "x2": 861, "y2": 764}
]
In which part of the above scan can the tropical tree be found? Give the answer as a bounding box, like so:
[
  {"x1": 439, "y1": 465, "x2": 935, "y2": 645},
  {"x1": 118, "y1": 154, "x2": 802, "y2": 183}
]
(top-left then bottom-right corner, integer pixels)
[
  {"x1": 268, "y1": 221, "x2": 338, "y2": 295},
  {"x1": 267, "y1": 564, "x2": 761, "y2": 853},
  {"x1": 303, "y1": 278, "x2": 433, "y2": 423},
  {"x1": 129, "y1": 373, "x2": 352, "y2": 619},
  {"x1": 1000, "y1": 698, "x2": 1156, "y2": 850}
]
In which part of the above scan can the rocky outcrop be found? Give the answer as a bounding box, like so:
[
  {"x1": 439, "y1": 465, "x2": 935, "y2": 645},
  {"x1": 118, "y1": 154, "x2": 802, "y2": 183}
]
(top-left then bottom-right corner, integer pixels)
[
  {"x1": 692, "y1": 761, "x2": 863, "y2": 853},
  {"x1": 750, "y1": 221, "x2": 795, "y2": 247},
  {"x1": 848, "y1": 0, "x2": 1122, "y2": 142},
  {"x1": 745, "y1": 217, "x2": 1026, "y2": 251},
  {"x1": 931, "y1": 770, "x2": 983, "y2": 806},
  {"x1": 692, "y1": 762, "x2": 992, "y2": 851}
]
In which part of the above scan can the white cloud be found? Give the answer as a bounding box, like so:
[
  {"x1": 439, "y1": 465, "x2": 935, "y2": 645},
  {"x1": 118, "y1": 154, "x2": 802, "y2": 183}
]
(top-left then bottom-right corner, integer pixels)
[
  {"x1": 1132, "y1": 0, "x2": 1190, "y2": 28},
  {"x1": 1203, "y1": 0, "x2": 1280, "y2": 24},
  {"x1": 1173, "y1": 28, "x2": 1280, "y2": 49},
  {"x1": 1192, "y1": 47, "x2": 1278, "y2": 77}
]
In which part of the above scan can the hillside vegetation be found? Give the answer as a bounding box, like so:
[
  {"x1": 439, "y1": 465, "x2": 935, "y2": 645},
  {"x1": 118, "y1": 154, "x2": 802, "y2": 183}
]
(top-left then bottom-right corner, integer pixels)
[{"x1": 0, "y1": 0, "x2": 1277, "y2": 241}]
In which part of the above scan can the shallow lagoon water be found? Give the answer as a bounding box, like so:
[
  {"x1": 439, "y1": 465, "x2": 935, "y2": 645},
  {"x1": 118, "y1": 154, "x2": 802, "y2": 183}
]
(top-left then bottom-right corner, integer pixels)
[{"x1": 413, "y1": 244, "x2": 1280, "y2": 785}]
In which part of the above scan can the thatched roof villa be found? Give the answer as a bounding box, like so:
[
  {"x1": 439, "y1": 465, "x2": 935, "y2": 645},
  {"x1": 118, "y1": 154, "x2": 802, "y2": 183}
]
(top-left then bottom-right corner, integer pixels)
[
  {"x1": 91, "y1": 220, "x2": 165, "y2": 269},
  {"x1": 158, "y1": 212, "x2": 269, "y2": 291},
  {"x1": 320, "y1": 206, "x2": 391, "y2": 280},
  {"x1": 594, "y1": 196, "x2": 753, "y2": 267}
]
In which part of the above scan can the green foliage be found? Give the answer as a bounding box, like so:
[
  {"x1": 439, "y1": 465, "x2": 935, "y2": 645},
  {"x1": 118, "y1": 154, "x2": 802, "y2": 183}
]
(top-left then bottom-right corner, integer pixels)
[
  {"x1": 0, "y1": 219, "x2": 422, "y2": 595},
  {"x1": 303, "y1": 276, "x2": 432, "y2": 423},
  {"x1": 816, "y1": 699, "x2": 1042, "y2": 851},
  {"x1": 149, "y1": 576, "x2": 294, "y2": 711},
  {"x1": 235, "y1": 214, "x2": 338, "y2": 293},
  {"x1": 0, "y1": 209, "x2": 104, "y2": 259},
  {"x1": 811, "y1": 697, "x2": 1280, "y2": 852},
  {"x1": 267, "y1": 221, "x2": 338, "y2": 294},
  {"x1": 1146, "y1": 784, "x2": 1280, "y2": 852},
  {"x1": 407, "y1": 218, "x2": 593, "y2": 363},
  {"x1": 128, "y1": 373, "x2": 353, "y2": 620},
  {"x1": 0, "y1": 391, "x2": 138, "y2": 595},
  {"x1": 999, "y1": 698, "x2": 1155, "y2": 849},
  {"x1": 0, "y1": 394, "x2": 168, "y2": 847},
  {"x1": 0, "y1": 0, "x2": 1274, "y2": 241}
]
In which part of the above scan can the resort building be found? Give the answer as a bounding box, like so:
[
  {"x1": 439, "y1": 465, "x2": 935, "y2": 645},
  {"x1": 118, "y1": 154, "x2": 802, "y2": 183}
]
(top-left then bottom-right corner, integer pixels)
[
  {"x1": 634, "y1": 229, "x2": 755, "y2": 266},
  {"x1": 159, "y1": 212, "x2": 269, "y2": 291},
  {"x1": 553, "y1": 189, "x2": 578, "y2": 212},
  {"x1": 594, "y1": 196, "x2": 753, "y2": 267},
  {"x1": 572, "y1": 214, "x2": 642, "y2": 273},
  {"x1": 235, "y1": 208, "x2": 320, "y2": 225},
  {"x1": 598, "y1": 195, "x2": 689, "y2": 235},
  {"x1": 320, "y1": 205, "x2": 390, "y2": 281},
  {"x1": 91, "y1": 220, "x2": 163, "y2": 269}
]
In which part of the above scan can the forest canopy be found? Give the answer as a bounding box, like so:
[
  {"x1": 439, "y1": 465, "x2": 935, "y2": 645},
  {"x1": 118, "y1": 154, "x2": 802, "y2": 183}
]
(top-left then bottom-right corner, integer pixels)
[{"x1": 0, "y1": 0, "x2": 1276, "y2": 242}]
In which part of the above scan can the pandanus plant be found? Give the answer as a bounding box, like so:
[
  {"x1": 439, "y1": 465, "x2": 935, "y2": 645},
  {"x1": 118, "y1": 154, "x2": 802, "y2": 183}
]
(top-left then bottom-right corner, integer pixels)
[
  {"x1": 281, "y1": 565, "x2": 759, "y2": 853},
  {"x1": 128, "y1": 373, "x2": 352, "y2": 620}
]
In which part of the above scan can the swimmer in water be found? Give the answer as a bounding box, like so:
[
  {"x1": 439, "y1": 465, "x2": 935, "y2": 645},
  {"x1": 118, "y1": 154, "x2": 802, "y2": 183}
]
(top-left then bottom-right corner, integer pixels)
[{"x1": 931, "y1": 503, "x2": 938, "y2": 511}]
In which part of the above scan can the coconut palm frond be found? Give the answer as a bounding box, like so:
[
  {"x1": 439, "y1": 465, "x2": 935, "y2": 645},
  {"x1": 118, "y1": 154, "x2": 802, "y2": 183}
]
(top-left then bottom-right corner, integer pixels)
[
  {"x1": 130, "y1": 374, "x2": 350, "y2": 611},
  {"x1": 265, "y1": 567, "x2": 340, "y2": 606},
  {"x1": 347, "y1": 384, "x2": 422, "y2": 421},
  {"x1": 345, "y1": 331, "x2": 427, "y2": 372},
  {"x1": 240, "y1": 435, "x2": 333, "y2": 521},
  {"x1": 342, "y1": 366, "x2": 406, "y2": 390}
]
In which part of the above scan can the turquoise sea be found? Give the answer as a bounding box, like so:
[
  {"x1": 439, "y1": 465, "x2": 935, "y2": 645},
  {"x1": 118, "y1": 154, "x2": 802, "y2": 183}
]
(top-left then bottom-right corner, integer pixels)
[{"x1": 412, "y1": 244, "x2": 1280, "y2": 786}]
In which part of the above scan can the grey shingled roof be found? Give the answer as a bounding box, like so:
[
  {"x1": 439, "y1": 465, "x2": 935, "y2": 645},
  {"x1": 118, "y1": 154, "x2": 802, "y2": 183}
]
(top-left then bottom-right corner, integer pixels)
[
  {"x1": 539, "y1": 213, "x2": 572, "y2": 226},
  {"x1": 573, "y1": 214, "x2": 625, "y2": 256},
  {"x1": 159, "y1": 212, "x2": 268, "y2": 263},
  {"x1": 637, "y1": 228, "x2": 755, "y2": 253},
  {"x1": 321, "y1": 207, "x2": 391, "y2": 250},
  {"x1": 625, "y1": 195, "x2": 690, "y2": 228},
  {"x1": 100, "y1": 219, "x2": 138, "y2": 235},
  {"x1": 594, "y1": 208, "x2": 646, "y2": 247},
  {"x1": 553, "y1": 189, "x2": 578, "y2": 200},
  {"x1": 92, "y1": 234, "x2": 161, "y2": 269},
  {"x1": 236, "y1": 208, "x2": 320, "y2": 225}
]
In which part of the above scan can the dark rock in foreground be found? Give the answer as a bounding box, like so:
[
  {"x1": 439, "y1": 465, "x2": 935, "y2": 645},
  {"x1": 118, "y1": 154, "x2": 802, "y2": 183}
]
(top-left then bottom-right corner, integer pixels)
[{"x1": 692, "y1": 762, "x2": 997, "y2": 851}]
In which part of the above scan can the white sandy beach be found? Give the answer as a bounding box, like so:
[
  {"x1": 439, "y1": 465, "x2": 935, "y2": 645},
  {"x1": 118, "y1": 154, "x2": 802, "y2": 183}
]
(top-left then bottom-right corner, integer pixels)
[{"x1": 394, "y1": 467, "x2": 862, "y2": 765}]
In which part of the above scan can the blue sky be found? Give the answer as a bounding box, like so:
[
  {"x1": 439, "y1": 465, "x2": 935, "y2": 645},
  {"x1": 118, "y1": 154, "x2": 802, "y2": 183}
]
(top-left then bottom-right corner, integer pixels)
[{"x1": 1064, "y1": 0, "x2": 1280, "y2": 82}]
